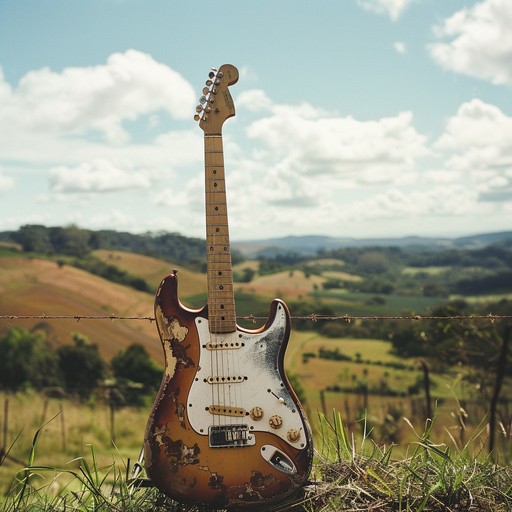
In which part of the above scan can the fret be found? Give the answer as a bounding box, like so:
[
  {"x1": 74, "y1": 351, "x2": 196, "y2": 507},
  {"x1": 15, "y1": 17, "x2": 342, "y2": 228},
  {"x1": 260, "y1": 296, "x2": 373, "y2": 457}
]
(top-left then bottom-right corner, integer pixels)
[{"x1": 204, "y1": 132, "x2": 236, "y2": 331}]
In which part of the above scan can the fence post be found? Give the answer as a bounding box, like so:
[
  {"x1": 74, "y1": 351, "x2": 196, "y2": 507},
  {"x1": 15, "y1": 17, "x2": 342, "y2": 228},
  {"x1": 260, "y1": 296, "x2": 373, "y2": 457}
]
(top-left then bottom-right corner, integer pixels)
[
  {"x1": 2, "y1": 397, "x2": 8, "y2": 462},
  {"x1": 420, "y1": 360, "x2": 432, "y2": 421},
  {"x1": 489, "y1": 324, "x2": 511, "y2": 456},
  {"x1": 110, "y1": 402, "x2": 116, "y2": 444},
  {"x1": 60, "y1": 404, "x2": 66, "y2": 451}
]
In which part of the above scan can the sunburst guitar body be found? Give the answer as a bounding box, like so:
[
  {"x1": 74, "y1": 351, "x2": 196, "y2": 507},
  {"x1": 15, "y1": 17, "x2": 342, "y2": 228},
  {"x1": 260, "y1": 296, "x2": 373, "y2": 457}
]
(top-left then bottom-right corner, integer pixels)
[{"x1": 144, "y1": 64, "x2": 313, "y2": 510}]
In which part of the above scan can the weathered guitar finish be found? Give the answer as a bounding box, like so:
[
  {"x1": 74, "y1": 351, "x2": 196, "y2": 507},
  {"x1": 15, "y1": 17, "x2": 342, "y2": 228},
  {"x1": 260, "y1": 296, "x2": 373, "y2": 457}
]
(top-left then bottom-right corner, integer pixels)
[{"x1": 144, "y1": 64, "x2": 313, "y2": 510}]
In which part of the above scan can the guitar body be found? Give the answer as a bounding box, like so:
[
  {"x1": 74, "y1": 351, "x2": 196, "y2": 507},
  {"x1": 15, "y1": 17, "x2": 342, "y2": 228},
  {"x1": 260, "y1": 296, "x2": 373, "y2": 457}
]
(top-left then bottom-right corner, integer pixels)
[{"x1": 144, "y1": 273, "x2": 313, "y2": 510}]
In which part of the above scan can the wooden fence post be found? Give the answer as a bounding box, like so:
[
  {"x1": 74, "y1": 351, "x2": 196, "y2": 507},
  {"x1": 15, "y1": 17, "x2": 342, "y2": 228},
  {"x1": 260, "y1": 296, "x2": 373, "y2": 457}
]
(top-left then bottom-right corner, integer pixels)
[
  {"x1": 489, "y1": 325, "x2": 511, "y2": 456},
  {"x1": 3, "y1": 398, "x2": 8, "y2": 448},
  {"x1": 60, "y1": 404, "x2": 67, "y2": 451}
]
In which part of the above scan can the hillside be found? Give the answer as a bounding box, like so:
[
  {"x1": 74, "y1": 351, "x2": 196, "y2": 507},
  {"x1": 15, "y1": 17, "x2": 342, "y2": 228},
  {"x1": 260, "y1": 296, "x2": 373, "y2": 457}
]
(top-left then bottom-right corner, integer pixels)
[
  {"x1": 0, "y1": 255, "x2": 164, "y2": 362},
  {"x1": 92, "y1": 249, "x2": 206, "y2": 295}
]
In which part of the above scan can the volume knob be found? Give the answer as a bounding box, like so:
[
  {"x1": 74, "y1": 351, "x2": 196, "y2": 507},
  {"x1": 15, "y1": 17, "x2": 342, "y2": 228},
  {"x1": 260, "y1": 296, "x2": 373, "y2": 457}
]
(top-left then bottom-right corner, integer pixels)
[
  {"x1": 287, "y1": 428, "x2": 301, "y2": 443},
  {"x1": 269, "y1": 415, "x2": 283, "y2": 429},
  {"x1": 250, "y1": 407, "x2": 264, "y2": 421}
]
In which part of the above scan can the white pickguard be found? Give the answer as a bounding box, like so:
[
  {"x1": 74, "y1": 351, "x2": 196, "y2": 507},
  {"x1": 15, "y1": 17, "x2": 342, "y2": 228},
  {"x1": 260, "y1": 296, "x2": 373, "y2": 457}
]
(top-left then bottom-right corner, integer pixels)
[{"x1": 186, "y1": 303, "x2": 307, "y2": 449}]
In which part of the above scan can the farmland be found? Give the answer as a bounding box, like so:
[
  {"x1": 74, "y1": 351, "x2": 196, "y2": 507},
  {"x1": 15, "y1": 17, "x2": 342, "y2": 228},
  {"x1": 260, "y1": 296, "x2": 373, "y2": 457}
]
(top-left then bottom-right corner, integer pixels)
[{"x1": 0, "y1": 227, "x2": 512, "y2": 507}]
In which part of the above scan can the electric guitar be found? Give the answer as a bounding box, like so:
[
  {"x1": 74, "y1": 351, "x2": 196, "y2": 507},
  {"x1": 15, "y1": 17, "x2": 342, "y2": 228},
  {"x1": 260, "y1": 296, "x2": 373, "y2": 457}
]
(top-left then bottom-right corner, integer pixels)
[{"x1": 144, "y1": 64, "x2": 313, "y2": 510}]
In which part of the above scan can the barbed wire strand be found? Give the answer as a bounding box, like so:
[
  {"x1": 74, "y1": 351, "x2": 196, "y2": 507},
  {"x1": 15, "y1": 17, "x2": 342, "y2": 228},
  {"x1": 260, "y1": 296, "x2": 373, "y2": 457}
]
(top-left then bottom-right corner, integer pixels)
[{"x1": 1, "y1": 313, "x2": 511, "y2": 323}]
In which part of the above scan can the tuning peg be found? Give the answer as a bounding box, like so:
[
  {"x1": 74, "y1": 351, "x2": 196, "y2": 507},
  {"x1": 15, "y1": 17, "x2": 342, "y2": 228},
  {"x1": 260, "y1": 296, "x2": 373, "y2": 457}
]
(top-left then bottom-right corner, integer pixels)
[
  {"x1": 202, "y1": 87, "x2": 210, "y2": 95},
  {"x1": 209, "y1": 71, "x2": 215, "y2": 79},
  {"x1": 217, "y1": 71, "x2": 224, "y2": 78},
  {"x1": 205, "y1": 79, "x2": 213, "y2": 86},
  {"x1": 195, "y1": 104, "x2": 203, "y2": 113},
  {"x1": 199, "y1": 95, "x2": 207, "y2": 104},
  {"x1": 194, "y1": 114, "x2": 200, "y2": 121},
  {"x1": 211, "y1": 88, "x2": 217, "y2": 95}
]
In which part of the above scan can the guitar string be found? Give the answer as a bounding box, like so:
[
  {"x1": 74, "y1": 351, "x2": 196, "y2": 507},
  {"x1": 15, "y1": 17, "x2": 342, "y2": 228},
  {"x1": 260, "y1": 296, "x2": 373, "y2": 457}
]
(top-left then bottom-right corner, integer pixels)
[
  {"x1": 208, "y1": 133, "x2": 244, "y2": 429},
  {"x1": 206, "y1": 137, "x2": 218, "y2": 430},
  {"x1": 207, "y1": 135, "x2": 228, "y2": 428}
]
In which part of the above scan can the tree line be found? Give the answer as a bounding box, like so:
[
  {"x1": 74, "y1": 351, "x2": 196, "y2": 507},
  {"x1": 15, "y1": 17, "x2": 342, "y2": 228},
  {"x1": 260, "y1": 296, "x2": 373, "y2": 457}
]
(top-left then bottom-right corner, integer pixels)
[
  {"x1": 2, "y1": 224, "x2": 209, "y2": 268},
  {"x1": 0, "y1": 326, "x2": 162, "y2": 406}
]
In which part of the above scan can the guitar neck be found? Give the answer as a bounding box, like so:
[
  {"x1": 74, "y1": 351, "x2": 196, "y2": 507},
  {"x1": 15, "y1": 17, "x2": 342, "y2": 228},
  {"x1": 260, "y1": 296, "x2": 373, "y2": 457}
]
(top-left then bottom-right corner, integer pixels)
[{"x1": 205, "y1": 134, "x2": 236, "y2": 333}]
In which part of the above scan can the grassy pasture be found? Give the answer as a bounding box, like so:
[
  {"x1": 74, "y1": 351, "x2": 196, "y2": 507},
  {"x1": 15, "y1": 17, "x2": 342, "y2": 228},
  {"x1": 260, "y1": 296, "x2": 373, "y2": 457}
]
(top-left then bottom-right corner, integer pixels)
[
  {"x1": 402, "y1": 265, "x2": 452, "y2": 275},
  {"x1": 321, "y1": 270, "x2": 363, "y2": 282},
  {"x1": 0, "y1": 390, "x2": 147, "y2": 493},
  {"x1": 237, "y1": 269, "x2": 326, "y2": 300},
  {"x1": 312, "y1": 289, "x2": 446, "y2": 314}
]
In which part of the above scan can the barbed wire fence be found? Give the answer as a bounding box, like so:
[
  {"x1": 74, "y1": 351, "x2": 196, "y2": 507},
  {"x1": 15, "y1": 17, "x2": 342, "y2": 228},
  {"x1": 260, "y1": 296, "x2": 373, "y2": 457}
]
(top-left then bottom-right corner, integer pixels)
[{"x1": 1, "y1": 312, "x2": 512, "y2": 323}]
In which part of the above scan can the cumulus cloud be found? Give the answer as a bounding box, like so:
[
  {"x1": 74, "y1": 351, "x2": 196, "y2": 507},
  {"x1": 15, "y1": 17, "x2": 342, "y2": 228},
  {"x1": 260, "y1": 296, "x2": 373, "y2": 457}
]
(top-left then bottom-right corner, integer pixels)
[
  {"x1": 49, "y1": 159, "x2": 151, "y2": 194},
  {"x1": 436, "y1": 99, "x2": 512, "y2": 200},
  {"x1": 357, "y1": 0, "x2": 414, "y2": 21},
  {"x1": 0, "y1": 50, "x2": 196, "y2": 144},
  {"x1": 236, "y1": 89, "x2": 274, "y2": 112},
  {"x1": 436, "y1": 99, "x2": 512, "y2": 166},
  {"x1": 244, "y1": 100, "x2": 429, "y2": 185},
  {"x1": 429, "y1": 0, "x2": 512, "y2": 86}
]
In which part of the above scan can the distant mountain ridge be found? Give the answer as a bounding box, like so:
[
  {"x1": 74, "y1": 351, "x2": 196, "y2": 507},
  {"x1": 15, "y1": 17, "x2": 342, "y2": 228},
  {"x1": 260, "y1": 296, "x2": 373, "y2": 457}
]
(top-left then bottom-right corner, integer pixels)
[
  {"x1": 2, "y1": 225, "x2": 511, "y2": 261},
  {"x1": 232, "y1": 231, "x2": 512, "y2": 257}
]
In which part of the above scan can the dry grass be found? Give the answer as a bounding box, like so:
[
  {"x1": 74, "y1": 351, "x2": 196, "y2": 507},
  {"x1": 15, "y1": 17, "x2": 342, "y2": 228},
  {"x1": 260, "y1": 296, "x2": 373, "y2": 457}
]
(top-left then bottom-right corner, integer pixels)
[
  {"x1": 92, "y1": 250, "x2": 207, "y2": 298},
  {"x1": 0, "y1": 256, "x2": 162, "y2": 361},
  {"x1": 237, "y1": 270, "x2": 326, "y2": 300}
]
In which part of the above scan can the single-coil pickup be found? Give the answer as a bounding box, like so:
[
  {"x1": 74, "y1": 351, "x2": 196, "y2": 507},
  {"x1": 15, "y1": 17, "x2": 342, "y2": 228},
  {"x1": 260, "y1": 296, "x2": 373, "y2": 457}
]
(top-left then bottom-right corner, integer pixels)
[
  {"x1": 206, "y1": 375, "x2": 246, "y2": 384},
  {"x1": 205, "y1": 341, "x2": 244, "y2": 350},
  {"x1": 208, "y1": 405, "x2": 247, "y2": 417}
]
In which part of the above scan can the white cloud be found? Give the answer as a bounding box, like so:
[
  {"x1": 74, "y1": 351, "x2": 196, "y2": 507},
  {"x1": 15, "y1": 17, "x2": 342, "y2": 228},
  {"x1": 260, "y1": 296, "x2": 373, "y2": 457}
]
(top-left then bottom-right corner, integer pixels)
[
  {"x1": 429, "y1": 0, "x2": 512, "y2": 86},
  {"x1": 245, "y1": 101, "x2": 429, "y2": 184},
  {"x1": 236, "y1": 89, "x2": 274, "y2": 112},
  {"x1": 393, "y1": 41, "x2": 407, "y2": 54},
  {"x1": 0, "y1": 50, "x2": 196, "y2": 144},
  {"x1": 435, "y1": 98, "x2": 512, "y2": 200},
  {"x1": 0, "y1": 52, "x2": 203, "y2": 188},
  {"x1": 357, "y1": 0, "x2": 414, "y2": 21},
  {"x1": 436, "y1": 99, "x2": 512, "y2": 169},
  {"x1": 348, "y1": 185, "x2": 478, "y2": 220},
  {"x1": 49, "y1": 159, "x2": 151, "y2": 194}
]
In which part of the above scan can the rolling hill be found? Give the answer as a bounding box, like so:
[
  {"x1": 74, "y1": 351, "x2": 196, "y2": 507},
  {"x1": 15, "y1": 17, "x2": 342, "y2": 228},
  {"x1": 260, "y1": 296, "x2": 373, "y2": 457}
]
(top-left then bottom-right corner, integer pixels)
[{"x1": 0, "y1": 255, "x2": 168, "y2": 362}]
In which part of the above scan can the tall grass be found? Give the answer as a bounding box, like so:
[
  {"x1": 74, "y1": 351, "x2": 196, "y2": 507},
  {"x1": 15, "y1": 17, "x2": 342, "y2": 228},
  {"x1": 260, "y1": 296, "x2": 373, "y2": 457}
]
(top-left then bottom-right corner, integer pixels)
[
  {"x1": 308, "y1": 411, "x2": 512, "y2": 511},
  {"x1": 1, "y1": 403, "x2": 511, "y2": 511}
]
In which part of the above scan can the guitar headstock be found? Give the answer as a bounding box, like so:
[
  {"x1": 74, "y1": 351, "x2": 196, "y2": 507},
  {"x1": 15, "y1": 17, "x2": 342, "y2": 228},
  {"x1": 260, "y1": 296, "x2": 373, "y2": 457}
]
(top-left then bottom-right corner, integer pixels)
[{"x1": 195, "y1": 64, "x2": 239, "y2": 134}]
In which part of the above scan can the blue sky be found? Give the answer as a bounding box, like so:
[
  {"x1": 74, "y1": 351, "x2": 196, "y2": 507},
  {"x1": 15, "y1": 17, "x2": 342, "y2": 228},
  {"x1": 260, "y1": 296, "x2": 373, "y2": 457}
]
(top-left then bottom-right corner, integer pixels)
[{"x1": 1, "y1": 0, "x2": 511, "y2": 240}]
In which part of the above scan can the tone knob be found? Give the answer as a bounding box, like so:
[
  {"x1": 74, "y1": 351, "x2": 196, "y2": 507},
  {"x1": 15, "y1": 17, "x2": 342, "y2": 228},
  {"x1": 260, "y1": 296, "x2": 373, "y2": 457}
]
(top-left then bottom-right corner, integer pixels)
[
  {"x1": 250, "y1": 406, "x2": 264, "y2": 421},
  {"x1": 287, "y1": 428, "x2": 301, "y2": 443},
  {"x1": 269, "y1": 415, "x2": 283, "y2": 429}
]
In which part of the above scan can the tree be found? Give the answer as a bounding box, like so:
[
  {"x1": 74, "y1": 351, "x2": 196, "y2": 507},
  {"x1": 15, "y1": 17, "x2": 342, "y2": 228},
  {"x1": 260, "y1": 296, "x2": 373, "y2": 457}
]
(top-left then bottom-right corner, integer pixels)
[
  {"x1": 49, "y1": 225, "x2": 91, "y2": 256},
  {"x1": 0, "y1": 326, "x2": 62, "y2": 391},
  {"x1": 57, "y1": 333, "x2": 107, "y2": 399},
  {"x1": 13, "y1": 225, "x2": 53, "y2": 253},
  {"x1": 112, "y1": 344, "x2": 162, "y2": 390}
]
